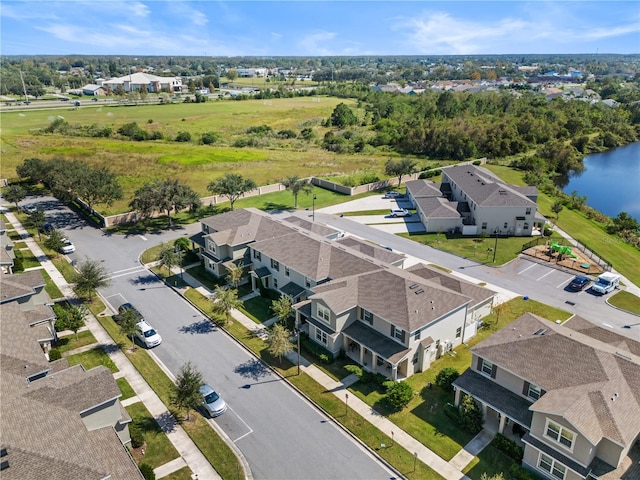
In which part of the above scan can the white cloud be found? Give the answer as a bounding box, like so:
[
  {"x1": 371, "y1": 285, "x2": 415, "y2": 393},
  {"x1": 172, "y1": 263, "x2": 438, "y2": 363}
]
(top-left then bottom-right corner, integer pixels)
[
  {"x1": 299, "y1": 31, "x2": 337, "y2": 56},
  {"x1": 582, "y1": 23, "x2": 640, "y2": 40},
  {"x1": 270, "y1": 32, "x2": 283, "y2": 41}
]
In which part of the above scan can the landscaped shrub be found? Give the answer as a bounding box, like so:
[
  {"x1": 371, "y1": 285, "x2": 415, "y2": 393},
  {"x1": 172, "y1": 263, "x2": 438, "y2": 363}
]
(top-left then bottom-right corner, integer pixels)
[
  {"x1": 385, "y1": 381, "x2": 414, "y2": 410},
  {"x1": 12, "y1": 251, "x2": 24, "y2": 273},
  {"x1": 460, "y1": 394, "x2": 483, "y2": 434},
  {"x1": 344, "y1": 364, "x2": 363, "y2": 378},
  {"x1": 472, "y1": 160, "x2": 482, "y2": 165},
  {"x1": 493, "y1": 433, "x2": 524, "y2": 462},
  {"x1": 299, "y1": 332, "x2": 334, "y2": 364},
  {"x1": 139, "y1": 462, "x2": 156, "y2": 480},
  {"x1": 129, "y1": 422, "x2": 145, "y2": 448},
  {"x1": 419, "y1": 169, "x2": 441, "y2": 179},
  {"x1": 201, "y1": 131, "x2": 219, "y2": 145},
  {"x1": 435, "y1": 367, "x2": 460, "y2": 392},
  {"x1": 359, "y1": 172, "x2": 380, "y2": 185},
  {"x1": 49, "y1": 348, "x2": 62, "y2": 361}
]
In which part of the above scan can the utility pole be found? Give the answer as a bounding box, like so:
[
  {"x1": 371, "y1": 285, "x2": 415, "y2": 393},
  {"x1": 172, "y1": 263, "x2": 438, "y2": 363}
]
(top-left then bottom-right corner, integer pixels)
[{"x1": 492, "y1": 229, "x2": 498, "y2": 263}]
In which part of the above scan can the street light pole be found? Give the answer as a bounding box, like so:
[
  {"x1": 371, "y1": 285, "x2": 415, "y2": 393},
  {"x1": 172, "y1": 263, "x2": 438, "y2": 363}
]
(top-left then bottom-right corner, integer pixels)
[
  {"x1": 296, "y1": 318, "x2": 301, "y2": 375},
  {"x1": 492, "y1": 229, "x2": 498, "y2": 263},
  {"x1": 312, "y1": 195, "x2": 317, "y2": 222}
]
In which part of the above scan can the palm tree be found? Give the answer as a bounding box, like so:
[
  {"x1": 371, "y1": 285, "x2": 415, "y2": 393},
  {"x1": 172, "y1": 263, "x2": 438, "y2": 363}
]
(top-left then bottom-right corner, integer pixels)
[
  {"x1": 281, "y1": 176, "x2": 313, "y2": 208},
  {"x1": 211, "y1": 286, "x2": 243, "y2": 325},
  {"x1": 226, "y1": 263, "x2": 244, "y2": 289}
]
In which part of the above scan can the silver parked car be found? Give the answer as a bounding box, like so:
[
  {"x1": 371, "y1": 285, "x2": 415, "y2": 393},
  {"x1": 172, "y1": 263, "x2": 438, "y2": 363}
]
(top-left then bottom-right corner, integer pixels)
[{"x1": 199, "y1": 384, "x2": 227, "y2": 417}]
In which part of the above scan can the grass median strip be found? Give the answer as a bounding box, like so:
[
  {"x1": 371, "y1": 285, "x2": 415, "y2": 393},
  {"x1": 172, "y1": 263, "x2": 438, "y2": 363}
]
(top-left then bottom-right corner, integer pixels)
[
  {"x1": 55, "y1": 330, "x2": 97, "y2": 353},
  {"x1": 66, "y1": 347, "x2": 118, "y2": 373},
  {"x1": 608, "y1": 290, "x2": 640, "y2": 315}
]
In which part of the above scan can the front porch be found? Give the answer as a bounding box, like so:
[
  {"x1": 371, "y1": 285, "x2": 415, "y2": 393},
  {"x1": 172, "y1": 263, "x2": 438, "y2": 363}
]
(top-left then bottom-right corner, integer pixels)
[{"x1": 343, "y1": 321, "x2": 411, "y2": 381}]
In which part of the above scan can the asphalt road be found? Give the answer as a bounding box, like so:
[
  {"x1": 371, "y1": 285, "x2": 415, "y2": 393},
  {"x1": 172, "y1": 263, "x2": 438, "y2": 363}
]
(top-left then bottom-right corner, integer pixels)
[{"x1": 22, "y1": 196, "x2": 398, "y2": 480}]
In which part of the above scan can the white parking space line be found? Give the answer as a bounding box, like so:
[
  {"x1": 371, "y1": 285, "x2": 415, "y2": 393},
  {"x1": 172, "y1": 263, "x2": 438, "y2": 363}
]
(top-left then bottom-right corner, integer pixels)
[
  {"x1": 536, "y1": 270, "x2": 555, "y2": 281},
  {"x1": 557, "y1": 277, "x2": 572, "y2": 289},
  {"x1": 102, "y1": 293, "x2": 127, "y2": 314},
  {"x1": 138, "y1": 235, "x2": 148, "y2": 241},
  {"x1": 227, "y1": 405, "x2": 253, "y2": 443},
  {"x1": 111, "y1": 266, "x2": 146, "y2": 275},
  {"x1": 108, "y1": 266, "x2": 147, "y2": 280},
  {"x1": 603, "y1": 323, "x2": 613, "y2": 328},
  {"x1": 517, "y1": 264, "x2": 537, "y2": 275}
]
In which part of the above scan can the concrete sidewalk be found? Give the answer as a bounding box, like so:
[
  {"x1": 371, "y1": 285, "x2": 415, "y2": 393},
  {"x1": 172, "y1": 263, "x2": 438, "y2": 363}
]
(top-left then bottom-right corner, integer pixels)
[{"x1": 2, "y1": 208, "x2": 222, "y2": 480}]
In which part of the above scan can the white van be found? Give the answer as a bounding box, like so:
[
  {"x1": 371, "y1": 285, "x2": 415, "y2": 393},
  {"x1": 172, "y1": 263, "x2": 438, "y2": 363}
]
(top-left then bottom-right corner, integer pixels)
[{"x1": 590, "y1": 272, "x2": 620, "y2": 295}]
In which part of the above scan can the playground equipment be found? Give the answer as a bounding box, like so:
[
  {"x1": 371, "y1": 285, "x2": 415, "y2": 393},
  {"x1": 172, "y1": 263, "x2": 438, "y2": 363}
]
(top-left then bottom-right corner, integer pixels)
[{"x1": 549, "y1": 241, "x2": 578, "y2": 259}]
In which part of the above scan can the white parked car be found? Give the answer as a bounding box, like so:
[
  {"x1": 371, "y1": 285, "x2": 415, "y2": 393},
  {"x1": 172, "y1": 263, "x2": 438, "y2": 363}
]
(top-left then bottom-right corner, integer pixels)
[
  {"x1": 390, "y1": 208, "x2": 411, "y2": 217},
  {"x1": 60, "y1": 238, "x2": 76, "y2": 254},
  {"x1": 200, "y1": 384, "x2": 227, "y2": 417},
  {"x1": 135, "y1": 320, "x2": 162, "y2": 348},
  {"x1": 383, "y1": 191, "x2": 404, "y2": 199}
]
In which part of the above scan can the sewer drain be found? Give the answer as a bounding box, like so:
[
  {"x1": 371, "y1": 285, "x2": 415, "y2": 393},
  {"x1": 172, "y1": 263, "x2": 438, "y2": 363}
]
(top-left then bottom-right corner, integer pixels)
[{"x1": 565, "y1": 301, "x2": 576, "y2": 306}]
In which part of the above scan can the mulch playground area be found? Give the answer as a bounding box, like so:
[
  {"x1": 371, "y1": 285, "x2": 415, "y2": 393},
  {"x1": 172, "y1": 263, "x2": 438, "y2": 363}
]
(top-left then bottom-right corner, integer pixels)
[{"x1": 522, "y1": 242, "x2": 606, "y2": 276}]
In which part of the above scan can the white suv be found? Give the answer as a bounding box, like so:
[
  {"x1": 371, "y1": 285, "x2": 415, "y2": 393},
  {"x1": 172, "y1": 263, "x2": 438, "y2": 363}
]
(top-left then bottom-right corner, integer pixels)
[
  {"x1": 60, "y1": 238, "x2": 76, "y2": 254},
  {"x1": 390, "y1": 208, "x2": 411, "y2": 217},
  {"x1": 135, "y1": 320, "x2": 162, "y2": 348}
]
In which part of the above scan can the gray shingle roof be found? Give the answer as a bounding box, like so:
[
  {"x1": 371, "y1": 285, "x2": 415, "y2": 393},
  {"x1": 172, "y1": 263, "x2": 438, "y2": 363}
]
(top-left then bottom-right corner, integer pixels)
[
  {"x1": 310, "y1": 268, "x2": 471, "y2": 332},
  {"x1": 472, "y1": 313, "x2": 640, "y2": 448},
  {"x1": 206, "y1": 212, "x2": 293, "y2": 247},
  {"x1": 442, "y1": 165, "x2": 537, "y2": 207},
  {"x1": 343, "y1": 321, "x2": 411, "y2": 364},
  {"x1": 405, "y1": 179, "x2": 444, "y2": 198},
  {"x1": 0, "y1": 271, "x2": 46, "y2": 303},
  {"x1": 282, "y1": 216, "x2": 340, "y2": 238},
  {"x1": 406, "y1": 263, "x2": 496, "y2": 308},
  {"x1": 335, "y1": 236, "x2": 405, "y2": 265},
  {"x1": 0, "y1": 303, "x2": 50, "y2": 378},
  {"x1": 252, "y1": 232, "x2": 382, "y2": 282},
  {"x1": 415, "y1": 196, "x2": 462, "y2": 219}
]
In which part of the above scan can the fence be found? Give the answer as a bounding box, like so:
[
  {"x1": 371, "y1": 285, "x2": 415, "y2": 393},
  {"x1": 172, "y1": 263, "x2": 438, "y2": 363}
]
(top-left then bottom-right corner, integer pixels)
[{"x1": 521, "y1": 237, "x2": 611, "y2": 273}]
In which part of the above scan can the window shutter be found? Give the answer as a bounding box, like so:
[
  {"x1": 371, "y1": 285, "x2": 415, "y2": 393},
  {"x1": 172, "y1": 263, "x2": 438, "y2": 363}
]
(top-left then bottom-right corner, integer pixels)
[
  {"x1": 491, "y1": 364, "x2": 497, "y2": 379},
  {"x1": 390, "y1": 325, "x2": 395, "y2": 337},
  {"x1": 476, "y1": 357, "x2": 483, "y2": 371},
  {"x1": 522, "y1": 381, "x2": 530, "y2": 396},
  {"x1": 400, "y1": 330, "x2": 406, "y2": 343}
]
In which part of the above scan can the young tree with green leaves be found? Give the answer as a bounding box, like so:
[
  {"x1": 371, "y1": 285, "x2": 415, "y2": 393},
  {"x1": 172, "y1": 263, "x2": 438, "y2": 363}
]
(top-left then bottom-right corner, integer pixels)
[
  {"x1": 460, "y1": 393, "x2": 484, "y2": 434},
  {"x1": 207, "y1": 174, "x2": 256, "y2": 211},
  {"x1": 74, "y1": 258, "x2": 111, "y2": 300},
  {"x1": 44, "y1": 228, "x2": 65, "y2": 256},
  {"x1": 385, "y1": 158, "x2": 417, "y2": 187},
  {"x1": 271, "y1": 295, "x2": 292, "y2": 324},
  {"x1": 28, "y1": 208, "x2": 46, "y2": 240},
  {"x1": 57, "y1": 304, "x2": 87, "y2": 339},
  {"x1": 551, "y1": 201, "x2": 564, "y2": 220},
  {"x1": 330, "y1": 103, "x2": 358, "y2": 128},
  {"x1": 281, "y1": 176, "x2": 313, "y2": 208},
  {"x1": 384, "y1": 381, "x2": 414, "y2": 410},
  {"x1": 267, "y1": 323, "x2": 293, "y2": 364},
  {"x1": 171, "y1": 362, "x2": 204, "y2": 421},
  {"x1": 75, "y1": 164, "x2": 123, "y2": 212},
  {"x1": 157, "y1": 243, "x2": 179, "y2": 275},
  {"x1": 130, "y1": 179, "x2": 200, "y2": 228},
  {"x1": 211, "y1": 286, "x2": 242, "y2": 326},
  {"x1": 2, "y1": 184, "x2": 26, "y2": 208},
  {"x1": 118, "y1": 308, "x2": 140, "y2": 350}
]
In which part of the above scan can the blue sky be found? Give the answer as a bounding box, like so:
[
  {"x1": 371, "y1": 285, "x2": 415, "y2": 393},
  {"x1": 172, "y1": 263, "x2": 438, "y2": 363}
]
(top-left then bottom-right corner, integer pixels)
[{"x1": 1, "y1": 1, "x2": 639, "y2": 56}]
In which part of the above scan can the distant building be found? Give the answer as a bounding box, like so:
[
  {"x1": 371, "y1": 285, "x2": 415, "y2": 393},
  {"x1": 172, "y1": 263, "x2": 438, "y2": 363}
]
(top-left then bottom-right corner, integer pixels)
[{"x1": 100, "y1": 72, "x2": 182, "y2": 93}]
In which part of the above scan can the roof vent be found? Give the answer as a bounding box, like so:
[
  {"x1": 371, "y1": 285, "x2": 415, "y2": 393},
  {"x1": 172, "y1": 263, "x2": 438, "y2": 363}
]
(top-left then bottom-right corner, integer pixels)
[
  {"x1": 533, "y1": 328, "x2": 548, "y2": 335},
  {"x1": 409, "y1": 283, "x2": 419, "y2": 290},
  {"x1": 499, "y1": 190, "x2": 507, "y2": 195},
  {"x1": 415, "y1": 289, "x2": 425, "y2": 294}
]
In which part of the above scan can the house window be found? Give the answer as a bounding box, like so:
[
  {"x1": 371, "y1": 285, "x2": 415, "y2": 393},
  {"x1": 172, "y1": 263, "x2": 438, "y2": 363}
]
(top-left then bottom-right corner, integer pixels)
[
  {"x1": 481, "y1": 359, "x2": 494, "y2": 376},
  {"x1": 503, "y1": 222, "x2": 508, "y2": 229},
  {"x1": 538, "y1": 453, "x2": 567, "y2": 480},
  {"x1": 285, "y1": 266, "x2": 290, "y2": 277},
  {"x1": 361, "y1": 308, "x2": 373, "y2": 325},
  {"x1": 481, "y1": 222, "x2": 487, "y2": 230},
  {"x1": 456, "y1": 327, "x2": 462, "y2": 338},
  {"x1": 317, "y1": 305, "x2": 330, "y2": 323},
  {"x1": 524, "y1": 223, "x2": 530, "y2": 230},
  {"x1": 415, "y1": 330, "x2": 421, "y2": 341},
  {"x1": 208, "y1": 242, "x2": 216, "y2": 253},
  {"x1": 271, "y1": 259, "x2": 280, "y2": 271},
  {"x1": 273, "y1": 278, "x2": 278, "y2": 289},
  {"x1": 253, "y1": 250, "x2": 261, "y2": 261},
  {"x1": 315, "y1": 328, "x2": 328, "y2": 345},
  {"x1": 526, "y1": 208, "x2": 532, "y2": 215},
  {"x1": 394, "y1": 327, "x2": 404, "y2": 340},
  {"x1": 527, "y1": 384, "x2": 541, "y2": 400},
  {"x1": 545, "y1": 420, "x2": 575, "y2": 450}
]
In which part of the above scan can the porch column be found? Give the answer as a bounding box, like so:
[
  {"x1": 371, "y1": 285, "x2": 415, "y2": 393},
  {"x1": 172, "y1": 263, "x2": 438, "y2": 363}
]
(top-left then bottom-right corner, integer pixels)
[
  {"x1": 454, "y1": 387, "x2": 462, "y2": 407},
  {"x1": 392, "y1": 365, "x2": 398, "y2": 381},
  {"x1": 498, "y1": 414, "x2": 507, "y2": 434},
  {"x1": 371, "y1": 353, "x2": 378, "y2": 373},
  {"x1": 481, "y1": 403, "x2": 488, "y2": 417},
  {"x1": 359, "y1": 346, "x2": 365, "y2": 366}
]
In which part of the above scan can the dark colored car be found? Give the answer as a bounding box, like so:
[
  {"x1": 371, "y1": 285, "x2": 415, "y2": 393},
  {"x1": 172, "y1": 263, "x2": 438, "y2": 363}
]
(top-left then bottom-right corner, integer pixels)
[
  {"x1": 568, "y1": 275, "x2": 591, "y2": 291},
  {"x1": 116, "y1": 302, "x2": 143, "y2": 323},
  {"x1": 39, "y1": 222, "x2": 54, "y2": 234}
]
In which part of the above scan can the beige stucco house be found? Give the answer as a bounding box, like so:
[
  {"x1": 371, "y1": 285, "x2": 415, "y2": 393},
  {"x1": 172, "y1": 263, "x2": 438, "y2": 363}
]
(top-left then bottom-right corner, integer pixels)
[{"x1": 453, "y1": 313, "x2": 640, "y2": 480}]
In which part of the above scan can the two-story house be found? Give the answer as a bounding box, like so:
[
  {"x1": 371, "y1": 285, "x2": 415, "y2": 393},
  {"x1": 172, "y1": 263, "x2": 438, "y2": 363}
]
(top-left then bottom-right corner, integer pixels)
[
  {"x1": 406, "y1": 165, "x2": 541, "y2": 236},
  {"x1": 0, "y1": 219, "x2": 15, "y2": 274},
  {"x1": 295, "y1": 268, "x2": 472, "y2": 380},
  {"x1": 0, "y1": 298, "x2": 140, "y2": 479},
  {"x1": 452, "y1": 313, "x2": 640, "y2": 480}
]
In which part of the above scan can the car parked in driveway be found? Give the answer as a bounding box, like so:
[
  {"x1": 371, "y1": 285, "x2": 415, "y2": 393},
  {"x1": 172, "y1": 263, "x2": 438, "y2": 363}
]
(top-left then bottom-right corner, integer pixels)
[
  {"x1": 60, "y1": 238, "x2": 76, "y2": 254},
  {"x1": 390, "y1": 208, "x2": 411, "y2": 217},
  {"x1": 135, "y1": 320, "x2": 162, "y2": 348},
  {"x1": 567, "y1": 275, "x2": 591, "y2": 291},
  {"x1": 199, "y1": 384, "x2": 227, "y2": 417},
  {"x1": 383, "y1": 191, "x2": 404, "y2": 199}
]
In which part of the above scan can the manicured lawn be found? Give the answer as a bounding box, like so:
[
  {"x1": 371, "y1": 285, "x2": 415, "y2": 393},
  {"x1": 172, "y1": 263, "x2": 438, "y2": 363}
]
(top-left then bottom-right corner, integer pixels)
[
  {"x1": 608, "y1": 290, "x2": 640, "y2": 315},
  {"x1": 185, "y1": 264, "x2": 225, "y2": 291},
  {"x1": 241, "y1": 294, "x2": 277, "y2": 323},
  {"x1": 463, "y1": 444, "x2": 518, "y2": 480},
  {"x1": 126, "y1": 402, "x2": 180, "y2": 469},
  {"x1": 55, "y1": 330, "x2": 97, "y2": 353},
  {"x1": 66, "y1": 347, "x2": 118, "y2": 373},
  {"x1": 116, "y1": 377, "x2": 137, "y2": 400},
  {"x1": 162, "y1": 467, "x2": 194, "y2": 480},
  {"x1": 14, "y1": 249, "x2": 41, "y2": 269},
  {"x1": 398, "y1": 231, "x2": 565, "y2": 266},
  {"x1": 40, "y1": 268, "x2": 65, "y2": 299}
]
